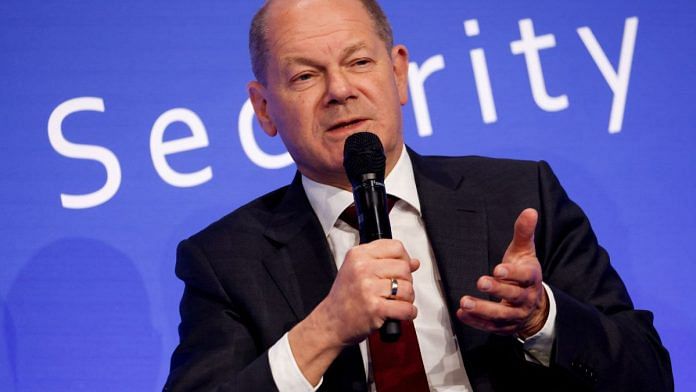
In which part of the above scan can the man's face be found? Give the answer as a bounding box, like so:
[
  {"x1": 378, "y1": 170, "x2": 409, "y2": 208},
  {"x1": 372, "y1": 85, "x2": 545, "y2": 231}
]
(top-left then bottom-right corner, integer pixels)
[{"x1": 248, "y1": 0, "x2": 409, "y2": 189}]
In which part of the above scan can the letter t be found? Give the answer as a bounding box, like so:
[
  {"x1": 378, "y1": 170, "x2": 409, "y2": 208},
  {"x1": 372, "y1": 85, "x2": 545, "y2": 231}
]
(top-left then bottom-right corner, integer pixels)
[{"x1": 510, "y1": 19, "x2": 569, "y2": 112}]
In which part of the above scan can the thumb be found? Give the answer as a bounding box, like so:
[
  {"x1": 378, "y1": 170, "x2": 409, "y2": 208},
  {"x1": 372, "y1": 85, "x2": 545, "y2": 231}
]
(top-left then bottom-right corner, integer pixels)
[{"x1": 508, "y1": 208, "x2": 538, "y2": 256}]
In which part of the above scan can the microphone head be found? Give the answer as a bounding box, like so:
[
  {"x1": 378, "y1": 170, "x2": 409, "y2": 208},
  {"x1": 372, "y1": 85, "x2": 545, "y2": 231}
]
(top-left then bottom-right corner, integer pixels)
[{"x1": 343, "y1": 132, "x2": 386, "y2": 187}]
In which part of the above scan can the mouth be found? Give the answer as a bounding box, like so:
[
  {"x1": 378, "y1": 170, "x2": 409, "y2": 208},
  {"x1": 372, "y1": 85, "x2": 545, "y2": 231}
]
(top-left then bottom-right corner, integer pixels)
[{"x1": 327, "y1": 118, "x2": 368, "y2": 132}]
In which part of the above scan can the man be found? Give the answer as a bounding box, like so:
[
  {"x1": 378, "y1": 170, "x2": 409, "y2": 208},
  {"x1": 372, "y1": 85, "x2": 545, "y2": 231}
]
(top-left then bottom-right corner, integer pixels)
[{"x1": 165, "y1": 0, "x2": 673, "y2": 390}]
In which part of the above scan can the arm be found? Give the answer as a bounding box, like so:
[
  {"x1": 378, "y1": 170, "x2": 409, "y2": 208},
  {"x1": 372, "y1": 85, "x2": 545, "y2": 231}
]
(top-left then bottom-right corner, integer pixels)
[
  {"x1": 164, "y1": 239, "x2": 278, "y2": 391},
  {"x1": 165, "y1": 237, "x2": 420, "y2": 391},
  {"x1": 456, "y1": 160, "x2": 672, "y2": 390},
  {"x1": 535, "y1": 161, "x2": 673, "y2": 390},
  {"x1": 286, "y1": 240, "x2": 420, "y2": 385}
]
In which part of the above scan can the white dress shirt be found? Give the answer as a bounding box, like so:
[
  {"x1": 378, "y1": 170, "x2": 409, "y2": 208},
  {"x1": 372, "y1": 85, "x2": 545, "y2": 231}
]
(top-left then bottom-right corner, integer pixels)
[{"x1": 268, "y1": 146, "x2": 557, "y2": 391}]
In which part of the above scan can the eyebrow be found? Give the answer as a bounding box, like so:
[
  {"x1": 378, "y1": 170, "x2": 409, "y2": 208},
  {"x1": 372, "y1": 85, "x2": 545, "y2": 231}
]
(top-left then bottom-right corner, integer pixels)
[
  {"x1": 341, "y1": 42, "x2": 369, "y2": 59},
  {"x1": 282, "y1": 42, "x2": 369, "y2": 68}
]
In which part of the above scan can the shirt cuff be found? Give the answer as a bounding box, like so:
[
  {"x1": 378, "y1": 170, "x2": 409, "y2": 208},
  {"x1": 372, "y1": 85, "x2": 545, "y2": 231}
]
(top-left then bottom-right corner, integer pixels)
[
  {"x1": 268, "y1": 332, "x2": 323, "y2": 392},
  {"x1": 517, "y1": 282, "x2": 557, "y2": 367}
]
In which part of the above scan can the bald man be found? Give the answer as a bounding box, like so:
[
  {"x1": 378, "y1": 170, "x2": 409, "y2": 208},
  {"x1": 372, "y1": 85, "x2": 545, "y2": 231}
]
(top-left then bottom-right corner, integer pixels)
[{"x1": 165, "y1": 1, "x2": 672, "y2": 391}]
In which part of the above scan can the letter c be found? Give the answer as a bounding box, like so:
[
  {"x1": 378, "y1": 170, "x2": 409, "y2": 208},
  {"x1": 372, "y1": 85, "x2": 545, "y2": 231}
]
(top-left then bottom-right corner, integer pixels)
[{"x1": 238, "y1": 98, "x2": 293, "y2": 169}]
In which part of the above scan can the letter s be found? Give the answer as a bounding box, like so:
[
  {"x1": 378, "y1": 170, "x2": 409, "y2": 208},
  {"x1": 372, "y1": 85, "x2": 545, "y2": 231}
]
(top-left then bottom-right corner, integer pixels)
[{"x1": 47, "y1": 97, "x2": 122, "y2": 209}]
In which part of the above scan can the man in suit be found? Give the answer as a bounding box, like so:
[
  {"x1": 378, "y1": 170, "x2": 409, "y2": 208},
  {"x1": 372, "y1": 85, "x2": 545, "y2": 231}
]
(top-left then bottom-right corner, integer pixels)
[{"x1": 165, "y1": 0, "x2": 673, "y2": 390}]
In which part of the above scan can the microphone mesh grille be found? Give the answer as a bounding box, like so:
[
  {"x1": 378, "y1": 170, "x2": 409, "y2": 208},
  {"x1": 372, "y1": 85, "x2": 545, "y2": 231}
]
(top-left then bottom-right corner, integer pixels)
[{"x1": 343, "y1": 132, "x2": 386, "y2": 185}]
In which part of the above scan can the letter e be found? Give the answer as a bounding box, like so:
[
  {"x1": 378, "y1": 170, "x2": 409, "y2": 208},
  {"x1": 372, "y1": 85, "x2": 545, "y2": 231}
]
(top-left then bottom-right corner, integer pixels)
[{"x1": 150, "y1": 108, "x2": 213, "y2": 187}]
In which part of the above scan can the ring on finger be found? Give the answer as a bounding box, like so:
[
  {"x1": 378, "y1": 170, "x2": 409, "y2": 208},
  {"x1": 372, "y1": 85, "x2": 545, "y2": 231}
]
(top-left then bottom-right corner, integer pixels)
[{"x1": 389, "y1": 278, "x2": 398, "y2": 299}]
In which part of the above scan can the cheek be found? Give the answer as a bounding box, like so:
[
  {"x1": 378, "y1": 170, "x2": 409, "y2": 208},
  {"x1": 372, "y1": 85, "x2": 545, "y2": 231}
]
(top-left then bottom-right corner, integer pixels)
[
  {"x1": 281, "y1": 94, "x2": 315, "y2": 127},
  {"x1": 268, "y1": 100, "x2": 301, "y2": 132}
]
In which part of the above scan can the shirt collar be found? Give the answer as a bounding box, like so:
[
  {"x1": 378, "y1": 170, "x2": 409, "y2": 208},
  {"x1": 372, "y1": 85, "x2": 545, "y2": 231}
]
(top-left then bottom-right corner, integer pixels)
[{"x1": 302, "y1": 146, "x2": 421, "y2": 236}]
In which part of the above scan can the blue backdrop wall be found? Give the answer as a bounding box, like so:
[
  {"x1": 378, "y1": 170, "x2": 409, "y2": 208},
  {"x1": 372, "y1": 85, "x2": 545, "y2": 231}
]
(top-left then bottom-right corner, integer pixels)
[{"x1": 1, "y1": 0, "x2": 694, "y2": 390}]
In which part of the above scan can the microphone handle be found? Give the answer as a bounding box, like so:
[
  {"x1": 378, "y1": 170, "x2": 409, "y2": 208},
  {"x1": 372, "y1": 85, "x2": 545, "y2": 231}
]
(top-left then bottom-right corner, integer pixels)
[{"x1": 353, "y1": 178, "x2": 401, "y2": 342}]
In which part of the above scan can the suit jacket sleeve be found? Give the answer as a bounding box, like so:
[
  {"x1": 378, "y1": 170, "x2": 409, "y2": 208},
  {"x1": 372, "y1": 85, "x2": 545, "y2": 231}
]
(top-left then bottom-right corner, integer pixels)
[
  {"x1": 163, "y1": 238, "x2": 279, "y2": 392},
  {"x1": 535, "y1": 161, "x2": 673, "y2": 390}
]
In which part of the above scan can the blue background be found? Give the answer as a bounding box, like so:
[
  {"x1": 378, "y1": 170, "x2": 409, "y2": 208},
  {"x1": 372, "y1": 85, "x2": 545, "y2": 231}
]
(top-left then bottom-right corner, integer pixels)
[{"x1": 1, "y1": 0, "x2": 694, "y2": 390}]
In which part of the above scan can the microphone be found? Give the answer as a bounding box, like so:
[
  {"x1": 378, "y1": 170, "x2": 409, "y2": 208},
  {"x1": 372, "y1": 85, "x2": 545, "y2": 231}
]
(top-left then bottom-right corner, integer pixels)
[{"x1": 343, "y1": 132, "x2": 400, "y2": 342}]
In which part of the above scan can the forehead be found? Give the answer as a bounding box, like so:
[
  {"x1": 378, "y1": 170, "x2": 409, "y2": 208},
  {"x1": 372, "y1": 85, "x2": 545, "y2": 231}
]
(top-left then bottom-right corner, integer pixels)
[{"x1": 264, "y1": 0, "x2": 381, "y2": 62}]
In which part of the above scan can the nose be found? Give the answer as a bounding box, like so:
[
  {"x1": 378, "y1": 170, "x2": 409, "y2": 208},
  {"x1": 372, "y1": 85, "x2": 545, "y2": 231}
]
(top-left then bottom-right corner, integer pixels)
[{"x1": 324, "y1": 69, "x2": 357, "y2": 106}]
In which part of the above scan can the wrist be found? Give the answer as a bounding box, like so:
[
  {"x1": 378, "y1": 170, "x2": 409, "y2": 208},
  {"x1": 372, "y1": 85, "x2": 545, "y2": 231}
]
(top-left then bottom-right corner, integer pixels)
[
  {"x1": 518, "y1": 286, "x2": 549, "y2": 339},
  {"x1": 295, "y1": 300, "x2": 346, "y2": 351},
  {"x1": 287, "y1": 300, "x2": 345, "y2": 385}
]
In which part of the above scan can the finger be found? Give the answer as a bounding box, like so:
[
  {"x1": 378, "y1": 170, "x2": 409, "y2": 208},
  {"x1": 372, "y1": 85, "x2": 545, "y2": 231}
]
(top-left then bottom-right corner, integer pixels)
[
  {"x1": 505, "y1": 208, "x2": 538, "y2": 258},
  {"x1": 457, "y1": 296, "x2": 526, "y2": 334},
  {"x1": 377, "y1": 301, "x2": 418, "y2": 324},
  {"x1": 456, "y1": 308, "x2": 518, "y2": 335},
  {"x1": 477, "y1": 276, "x2": 531, "y2": 305},
  {"x1": 371, "y1": 258, "x2": 415, "y2": 282},
  {"x1": 492, "y1": 261, "x2": 541, "y2": 288},
  {"x1": 381, "y1": 278, "x2": 415, "y2": 303},
  {"x1": 362, "y1": 239, "x2": 412, "y2": 260},
  {"x1": 409, "y1": 257, "x2": 421, "y2": 273}
]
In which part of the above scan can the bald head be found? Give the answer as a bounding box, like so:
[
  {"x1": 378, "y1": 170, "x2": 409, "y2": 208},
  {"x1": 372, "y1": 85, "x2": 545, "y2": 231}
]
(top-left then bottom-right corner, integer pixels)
[{"x1": 249, "y1": 0, "x2": 394, "y2": 85}]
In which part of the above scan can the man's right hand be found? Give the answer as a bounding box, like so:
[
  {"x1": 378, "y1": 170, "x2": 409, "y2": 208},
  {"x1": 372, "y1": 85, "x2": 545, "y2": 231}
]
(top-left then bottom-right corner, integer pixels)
[{"x1": 288, "y1": 239, "x2": 420, "y2": 385}]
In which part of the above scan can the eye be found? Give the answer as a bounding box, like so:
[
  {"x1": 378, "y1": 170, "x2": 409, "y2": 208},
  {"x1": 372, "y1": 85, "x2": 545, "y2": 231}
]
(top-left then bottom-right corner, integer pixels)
[
  {"x1": 352, "y1": 58, "x2": 373, "y2": 67},
  {"x1": 290, "y1": 72, "x2": 315, "y2": 84}
]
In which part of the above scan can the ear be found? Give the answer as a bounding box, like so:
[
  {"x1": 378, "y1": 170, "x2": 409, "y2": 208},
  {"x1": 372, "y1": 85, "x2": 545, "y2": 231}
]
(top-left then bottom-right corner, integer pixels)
[
  {"x1": 248, "y1": 81, "x2": 277, "y2": 137},
  {"x1": 391, "y1": 45, "x2": 410, "y2": 106}
]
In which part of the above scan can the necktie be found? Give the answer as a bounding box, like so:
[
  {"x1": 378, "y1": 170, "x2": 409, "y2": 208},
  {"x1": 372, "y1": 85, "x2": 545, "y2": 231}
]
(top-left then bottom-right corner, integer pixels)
[{"x1": 340, "y1": 198, "x2": 430, "y2": 392}]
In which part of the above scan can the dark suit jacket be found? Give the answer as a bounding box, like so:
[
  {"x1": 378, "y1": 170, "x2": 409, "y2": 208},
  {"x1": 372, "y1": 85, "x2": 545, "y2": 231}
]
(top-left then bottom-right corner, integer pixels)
[{"x1": 165, "y1": 151, "x2": 673, "y2": 391}]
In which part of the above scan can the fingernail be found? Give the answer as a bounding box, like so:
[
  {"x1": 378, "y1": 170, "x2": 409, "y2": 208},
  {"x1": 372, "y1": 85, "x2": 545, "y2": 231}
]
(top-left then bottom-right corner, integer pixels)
[
  {"x1": 461, "y1": 298, "x2": 475, "y2": 309},
  {"x1": 495, "y1": 267, "x2": 508, "y2": 278},
  {"x1": 480, "y1": 279, "x2": 492, "y2": 291}
]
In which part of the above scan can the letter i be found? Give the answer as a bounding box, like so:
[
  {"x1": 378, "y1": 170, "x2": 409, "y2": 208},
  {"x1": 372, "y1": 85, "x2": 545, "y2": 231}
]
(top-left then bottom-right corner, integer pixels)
[{"x1": 464, "y1": 19, "x2": 497, "y2": 124}]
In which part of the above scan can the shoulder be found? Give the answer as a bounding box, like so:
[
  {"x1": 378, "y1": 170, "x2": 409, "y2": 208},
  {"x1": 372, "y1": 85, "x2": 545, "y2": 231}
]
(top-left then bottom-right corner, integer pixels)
[
  {"x1": 420, "y1": 154, "x2": 539, "y2": 171},
  {"x1": 415, "y1": 153, "x2": 547, "y2": 185},
  {"x1": 185, "y1": 184, "x2": 291, "y2": 248},
  {"x1": 412, "y1": 152, "x2": 562, "y2": 211}
]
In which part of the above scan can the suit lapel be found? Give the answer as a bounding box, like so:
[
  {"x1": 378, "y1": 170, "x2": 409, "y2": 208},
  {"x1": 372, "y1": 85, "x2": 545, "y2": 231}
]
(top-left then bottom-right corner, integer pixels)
[
  {"x1": 261, "y1": 173, "x2": 367, "y2": 391},
  {"x1": 409, "y1": 149, "x2": 492, "y2": 352},
  {"x1": 262, "y1": 173, "x2": 336, "y2": 320}
]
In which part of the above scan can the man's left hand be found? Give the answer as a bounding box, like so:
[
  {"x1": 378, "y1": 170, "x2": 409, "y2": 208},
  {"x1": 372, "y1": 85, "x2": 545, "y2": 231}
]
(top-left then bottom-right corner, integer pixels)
[{"x1": 456, "y1": 208, "x2": 549, "y2": 339}]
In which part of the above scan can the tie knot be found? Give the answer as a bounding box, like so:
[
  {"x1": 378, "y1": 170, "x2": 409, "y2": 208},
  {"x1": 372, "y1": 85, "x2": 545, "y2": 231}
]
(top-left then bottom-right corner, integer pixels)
[{"x1": 340, "y1": 195, "x2": 398, "y2": 230}]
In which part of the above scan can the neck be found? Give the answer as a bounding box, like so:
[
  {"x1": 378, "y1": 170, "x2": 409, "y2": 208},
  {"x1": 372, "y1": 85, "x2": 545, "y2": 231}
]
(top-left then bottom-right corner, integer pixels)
[{"x1": 301, "y1": 144, "x2": 404, "y2": 191}]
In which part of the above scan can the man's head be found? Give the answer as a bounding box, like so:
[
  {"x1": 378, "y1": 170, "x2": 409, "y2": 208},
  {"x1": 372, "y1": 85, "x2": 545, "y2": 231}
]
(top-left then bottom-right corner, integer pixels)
[
  {"x1": 250, "y1": 0, "x2": 394, "y2": 86},
  {"x1": 247, "y1": 0, "x2": 409, "y2": 189}
]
